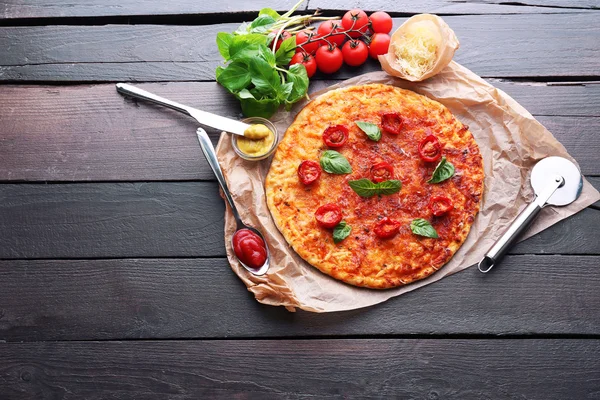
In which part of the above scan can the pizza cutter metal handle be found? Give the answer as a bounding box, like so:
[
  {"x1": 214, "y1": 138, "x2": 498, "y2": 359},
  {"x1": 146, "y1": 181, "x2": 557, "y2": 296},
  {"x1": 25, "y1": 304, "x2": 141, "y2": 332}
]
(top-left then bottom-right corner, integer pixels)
[{"x1": 478, "y1": 175, "x2": 564, "y2": 273}]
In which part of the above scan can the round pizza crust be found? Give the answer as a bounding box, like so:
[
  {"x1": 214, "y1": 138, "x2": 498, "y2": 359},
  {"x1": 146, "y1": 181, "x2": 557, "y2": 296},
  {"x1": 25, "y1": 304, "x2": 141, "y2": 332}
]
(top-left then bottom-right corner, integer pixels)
[{"x1": 265, "y1": 84, "x2": 484, "y2": 289}]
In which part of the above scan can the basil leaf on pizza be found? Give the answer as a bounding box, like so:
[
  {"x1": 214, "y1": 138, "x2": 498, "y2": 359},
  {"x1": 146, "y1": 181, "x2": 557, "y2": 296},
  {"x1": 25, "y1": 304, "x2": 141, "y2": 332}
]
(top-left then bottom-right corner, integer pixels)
[
  {"x1": 333, "y1": 221, "x2": 352, "y2": 243},
  {"x1": 320, "y1": 150, "x2": 352, "y2": 174},
  {"x1": 410, "y1": 218, "x2": 439, "y2": 238},
  {"x1": 355, "y1": 121, "x2": 381, "y2": 141},
  {"x1": 427, "y1": 156, "x2": 455, "y2": 183},
  {"x1": 349, "y1": 179, "x2": 401, "y2": 197}
]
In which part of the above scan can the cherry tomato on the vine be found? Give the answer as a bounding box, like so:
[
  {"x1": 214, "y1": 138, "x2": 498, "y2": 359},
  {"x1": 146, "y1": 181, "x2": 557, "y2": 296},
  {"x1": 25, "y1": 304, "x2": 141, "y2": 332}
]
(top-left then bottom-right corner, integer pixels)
[
  {"x1": 296, "y1": 30, "x2": 322, "y2": 55},
  {"x1": 342, "y1": 9, "x2": 369, "y2": 38},
  {"x1": 317, "y1": 20, "x2": 346, "y2": 47},
  {"x1": 368, "y1": 33, "x2": 391, "y2": 59},
  {"x1": 369, "y1": 11, "x2": 393, "y2": 34},
  {"x1": 342, "y1": 40, "x2": 369, "y2": 67},
  {"x1": 315, "y1": 45, "x2": 344, "y2": 74},
  {"x1": 290, "y1": 52, "x2": 317, "y2": 78},
  {"x1": 274, "y1": 30, "x2": 293, "y2": 51}
]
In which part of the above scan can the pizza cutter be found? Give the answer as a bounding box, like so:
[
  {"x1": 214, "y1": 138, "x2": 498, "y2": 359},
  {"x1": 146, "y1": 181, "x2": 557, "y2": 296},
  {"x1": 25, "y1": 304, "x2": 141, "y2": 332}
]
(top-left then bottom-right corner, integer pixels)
[{"x1": 478, "y1": 156, "x2": 582, "y2": 273}]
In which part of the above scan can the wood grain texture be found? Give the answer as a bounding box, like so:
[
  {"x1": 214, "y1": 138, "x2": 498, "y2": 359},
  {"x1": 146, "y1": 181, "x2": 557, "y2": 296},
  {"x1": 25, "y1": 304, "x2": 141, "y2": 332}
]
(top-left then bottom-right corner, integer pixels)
[
  {"x1": 0, "y1": 181, "x2": 598, "y2": 259},
  {"x1": 0, "y1": 339, "x2": 599, "y2": 398},
  {"x1": 1, "y1": 14, "x2": 599, "y2": 82},
  {"x1": 0, "y1": 0, "x2": 304, "y2": 19},
  {"x1": 1, "y1": 255, "x2": 600, "y2": 340},
  {"x1": 0, "y1": 0, "x2": 595, "y2": 20},
  {"x1": 1, "y1": 82, "x2": 599, "y2": 182}
]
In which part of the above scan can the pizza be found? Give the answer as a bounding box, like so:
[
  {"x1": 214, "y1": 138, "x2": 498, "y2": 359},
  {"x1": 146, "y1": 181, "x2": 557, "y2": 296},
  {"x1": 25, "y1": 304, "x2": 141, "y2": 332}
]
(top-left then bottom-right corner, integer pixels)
[{"x1": 265, "y1": 84, "x2": 484, "y2": 289}]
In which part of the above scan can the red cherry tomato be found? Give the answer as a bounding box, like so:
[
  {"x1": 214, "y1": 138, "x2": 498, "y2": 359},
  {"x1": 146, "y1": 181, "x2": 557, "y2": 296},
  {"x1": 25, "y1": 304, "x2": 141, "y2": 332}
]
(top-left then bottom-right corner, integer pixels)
[
  {"x1": 342, "y1": 40, "x2": 369, "y2": 67},
  {"x1": 374, "y1": 217, "x2": 401, "y2": 239},
  {"x1": 369, "y1": 11, "x2": 393, "y2": 34},
  {"x1": 342, "y1": 9, "x2": 369, "y2": 38},
  {"x1": 381, "y1": 112, "x2": 403, "y2": 135},
  {"x1": 323, "y1": 125, "x2": 349, "y2": 148},
  {"x1": 297, "y1": 160, "x2": 322, "y2": 185},
  {"x1": 296, "y1": 30, "x2": 321, "y2": 55},
  {"x1": 371, "y1": 162, "x2": 394, "y2": 183},
  {"x1": 315, "y1": 204, "x2": 343, "y2": 229},
  {"x1": 317, "y1": 20, "x2": 346, "y2": 47},
  {"x1": 315, "y1": 45, "x2": 344, "y2": 74},
  {"x1": 232, "y1": 229, "x2": 267, "y2": 269},
  {"x1": 369, "y1": 33, "x2": 391, "y2": 59},
  {"x1": 418, "y1": 135, "x2": 442, "y2": 162},
  {"x1": 290, "y1": 52, "x2": 317, "y2": 78},
  {"x1": 429, "y1": 196, "x2": 454, "y2": 216},
  {"x1": 274, "y1": 30, "x2": 293, "y2": 51}
]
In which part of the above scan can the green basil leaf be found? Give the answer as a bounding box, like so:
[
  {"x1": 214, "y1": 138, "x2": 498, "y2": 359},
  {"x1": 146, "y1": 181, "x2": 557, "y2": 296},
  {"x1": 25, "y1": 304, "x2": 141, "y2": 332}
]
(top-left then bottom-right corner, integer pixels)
[
  {"x1": 348, "y1": 178, "x2": 378, "y2": 197},
  {"x1": 427, "y1": 156, "x2": 455, "y2": 184},
  {"x1": 333, "y1": 221, "x2": 352, "y2": 243},
  {"x1": 275, "y1": 36, "x2": 297, "y2": 66},
  {"x1": 279, "y1": 81, "x2": 294, "y2": 102},
  {"x1": 249, "y1": 15, "x2": 276, "y2": 34},
  {"x1": 234, "y1": 22, "x2": 250, "y2": 35},
  {"x1": 355, "y1": 121, "x2": 381, "y2": 141},
  {"x1": 216, "y1": 32, "x2": 234, "y2": 60},
  {"x1": 228, "y1": 34, "x2": 268, "y2": 61},
  {"x1": 215, "y1": 65, "x2": 225, "y2": 80},
  {"x1": 375, "y1": 180, "x2": 402, "y2": 195},
  {"x1": 348, "y1": 179, "x2": 401, "y2": 197},
  {"x1": 320, "y1": 150, "x2": 352, "y2": 174},
  {"x1": 285, "y1": 64, "x2": 309, "y2": 104},
  {"x1": 259, "y1": 8, "x2": 280, "y2": 19},
  {"x1": 410, "y1": 218, "x2": 439, "y2": 239},
  {"x1": 236, "y1": 91, "x2": 280, "y2": 118},
  {"x1": 258, "y1": 44, "x2": 276, "y2": 67},
  {"x1": 248, "y1": 57, "x2": 281, "y2": 96},
  {"x1": 216, "y1": 62, "x2": 251, "y2": 93}
]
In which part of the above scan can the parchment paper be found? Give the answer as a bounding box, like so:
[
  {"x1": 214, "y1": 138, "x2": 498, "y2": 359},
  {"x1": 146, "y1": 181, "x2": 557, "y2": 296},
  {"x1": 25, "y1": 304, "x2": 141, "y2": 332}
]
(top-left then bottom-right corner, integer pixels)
[{"x1": 215, "y1": 61, "x2": 600, "y2": 312}]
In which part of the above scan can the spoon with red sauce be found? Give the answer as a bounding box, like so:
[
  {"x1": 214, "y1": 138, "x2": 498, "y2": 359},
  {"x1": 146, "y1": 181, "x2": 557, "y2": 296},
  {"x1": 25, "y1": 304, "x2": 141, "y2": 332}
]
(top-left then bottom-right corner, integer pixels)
[{"x1": 195, "y1": 128, "x2": 270, "y2": 275}]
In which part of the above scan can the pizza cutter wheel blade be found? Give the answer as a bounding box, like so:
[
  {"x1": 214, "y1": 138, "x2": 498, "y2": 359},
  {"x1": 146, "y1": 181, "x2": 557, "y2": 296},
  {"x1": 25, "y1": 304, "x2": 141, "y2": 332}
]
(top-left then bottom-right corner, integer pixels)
[{"x1": 478, "y1": 156, "x2": 582, "y2": 273}]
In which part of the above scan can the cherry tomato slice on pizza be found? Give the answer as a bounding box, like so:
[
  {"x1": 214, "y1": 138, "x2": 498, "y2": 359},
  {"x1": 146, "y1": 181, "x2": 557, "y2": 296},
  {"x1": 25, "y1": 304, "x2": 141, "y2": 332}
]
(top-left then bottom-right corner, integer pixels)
[
  {"x1": 298, "y1": 160, "x2": 322, "y2": 185},
  {"x1": 418, "y1": 135, "x2": 442, "y2": 162},
  {"x1": 315, "y1": 204, "x2": 343, "y2": 229},
  {"x1": 374, "y1": 217, "x2": 401, "y2": 239},
  {"x1": 381, "y1": 113, "x2": 403, "y2": 135},
  {"x1": 429, "y1": 196, "x2": 454, "y2": 216},
  {"x1": 323, "y1": 125, "x2": 349, "y2": 148},
  {"x1": 371, "y1": 162, "x2": 394, "y2": 183}
]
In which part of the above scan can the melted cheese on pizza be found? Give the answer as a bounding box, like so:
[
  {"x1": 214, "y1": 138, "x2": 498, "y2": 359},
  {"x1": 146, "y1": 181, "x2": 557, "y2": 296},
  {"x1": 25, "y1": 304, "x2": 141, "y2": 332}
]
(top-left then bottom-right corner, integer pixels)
[{"x1": 265, "y1": 84, "x2": 484, "y2": 289}]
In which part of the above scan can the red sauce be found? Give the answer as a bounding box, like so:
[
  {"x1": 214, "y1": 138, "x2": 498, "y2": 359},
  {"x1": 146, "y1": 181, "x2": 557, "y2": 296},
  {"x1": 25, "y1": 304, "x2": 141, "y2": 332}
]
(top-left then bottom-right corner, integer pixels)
[{"x1": 232, "y1": 229, "x2": 267, "y2": 269}]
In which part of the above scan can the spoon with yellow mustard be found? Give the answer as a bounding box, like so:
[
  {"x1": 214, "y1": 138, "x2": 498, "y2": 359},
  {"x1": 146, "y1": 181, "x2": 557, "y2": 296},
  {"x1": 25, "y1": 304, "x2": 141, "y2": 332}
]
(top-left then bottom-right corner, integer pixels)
[{"x1": 115, "y1": 83, "x2": 271, "y2": 141}]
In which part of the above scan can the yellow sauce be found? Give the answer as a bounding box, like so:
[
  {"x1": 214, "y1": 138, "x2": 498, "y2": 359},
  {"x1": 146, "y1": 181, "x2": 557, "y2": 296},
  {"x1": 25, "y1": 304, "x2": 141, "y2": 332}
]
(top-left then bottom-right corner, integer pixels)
[
  {"x1": 238, "y1": 125, "x2": 275, "y2": 157},
  {"x1": 244, "y1": 124, "x2": 271, "y2": 139}
]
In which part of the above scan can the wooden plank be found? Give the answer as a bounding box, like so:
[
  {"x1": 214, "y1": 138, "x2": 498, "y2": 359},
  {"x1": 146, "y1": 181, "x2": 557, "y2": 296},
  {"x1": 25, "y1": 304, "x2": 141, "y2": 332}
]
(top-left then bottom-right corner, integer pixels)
[
  {"x1": 0, "y1": 0, "x2": 594, "y2": 21},
  {"x1": 1, "y1": 14, "x2": 599, "y2": 82},
  {"x1": 0, "y1": 255, "x2": 599, "y2": 340},
  {"x1": 1, "y1": 82, "x2": 599, "y2": 182},
  {"x1": 0, "y1": 0, "x2": 304, "y2": 20},
  {"x1": 0, "y1": 339, "x2": 599, "y2": 398},
  {"x1": 0, "y1": 181, "x2": 598, "y2": 259}
]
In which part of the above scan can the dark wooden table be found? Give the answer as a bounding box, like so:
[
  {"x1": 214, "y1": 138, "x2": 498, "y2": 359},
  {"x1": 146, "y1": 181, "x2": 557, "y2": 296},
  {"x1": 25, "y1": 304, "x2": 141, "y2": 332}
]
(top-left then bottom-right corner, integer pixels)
[{"x1": 1, "y1": 1, "x2": 600, "y2": 398}]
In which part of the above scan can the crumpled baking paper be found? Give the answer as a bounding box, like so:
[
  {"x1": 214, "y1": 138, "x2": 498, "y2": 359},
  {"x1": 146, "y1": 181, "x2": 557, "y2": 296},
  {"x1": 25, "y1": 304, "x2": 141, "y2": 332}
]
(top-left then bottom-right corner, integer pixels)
[{"x1": 215, "y1": 61, "x2": 600, "y2": 312}]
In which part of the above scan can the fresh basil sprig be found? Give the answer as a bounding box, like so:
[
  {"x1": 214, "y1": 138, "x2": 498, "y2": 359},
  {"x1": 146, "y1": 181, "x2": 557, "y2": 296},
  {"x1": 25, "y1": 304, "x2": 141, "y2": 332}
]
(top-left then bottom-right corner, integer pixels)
[
  {"x1": 427, "y1": 156, "x2": 455, "y2": 184},
  {"x1": 355, "y1": 121, "x2": 381, "y2": 141},
  {"x1": 320, "y1": 151, "x2": 352, "y2": 174},
  {"x1": 333, "y1": 221, "x2": 352, "y2": 243},
  {"x1": 348, "y1": 178, "x2": 402, "y2": 198},
  {"x1": 410, "y1": 219, "x2": 439, "y2": 238}
]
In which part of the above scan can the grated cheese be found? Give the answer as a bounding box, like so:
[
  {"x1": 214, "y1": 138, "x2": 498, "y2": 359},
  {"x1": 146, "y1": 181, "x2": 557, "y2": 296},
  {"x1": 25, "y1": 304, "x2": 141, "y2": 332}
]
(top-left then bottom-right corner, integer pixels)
[{"x1": 393, "y1": 21, "x2": 439, "y2": 79}]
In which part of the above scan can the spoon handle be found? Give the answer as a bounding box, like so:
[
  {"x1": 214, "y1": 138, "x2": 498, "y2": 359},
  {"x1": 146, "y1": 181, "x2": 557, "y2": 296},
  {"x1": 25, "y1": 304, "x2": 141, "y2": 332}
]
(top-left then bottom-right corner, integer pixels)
[
  {"x1": 116, "y1": 83, "x2": 191, "y2": 116},
  {"x1": 195, "y1": 128, "x2": 242, "y2": 224}
]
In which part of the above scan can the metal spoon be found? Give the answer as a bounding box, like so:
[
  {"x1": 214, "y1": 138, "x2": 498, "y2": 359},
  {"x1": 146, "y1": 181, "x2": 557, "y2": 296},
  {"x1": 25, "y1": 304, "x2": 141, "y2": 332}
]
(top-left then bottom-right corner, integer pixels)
[
  {"x1": 195, "y1": 128, "x2": 270, "y2": 276},
  {"x1": 116, "y1": 83, "x2": 250, "y2": 136}
]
